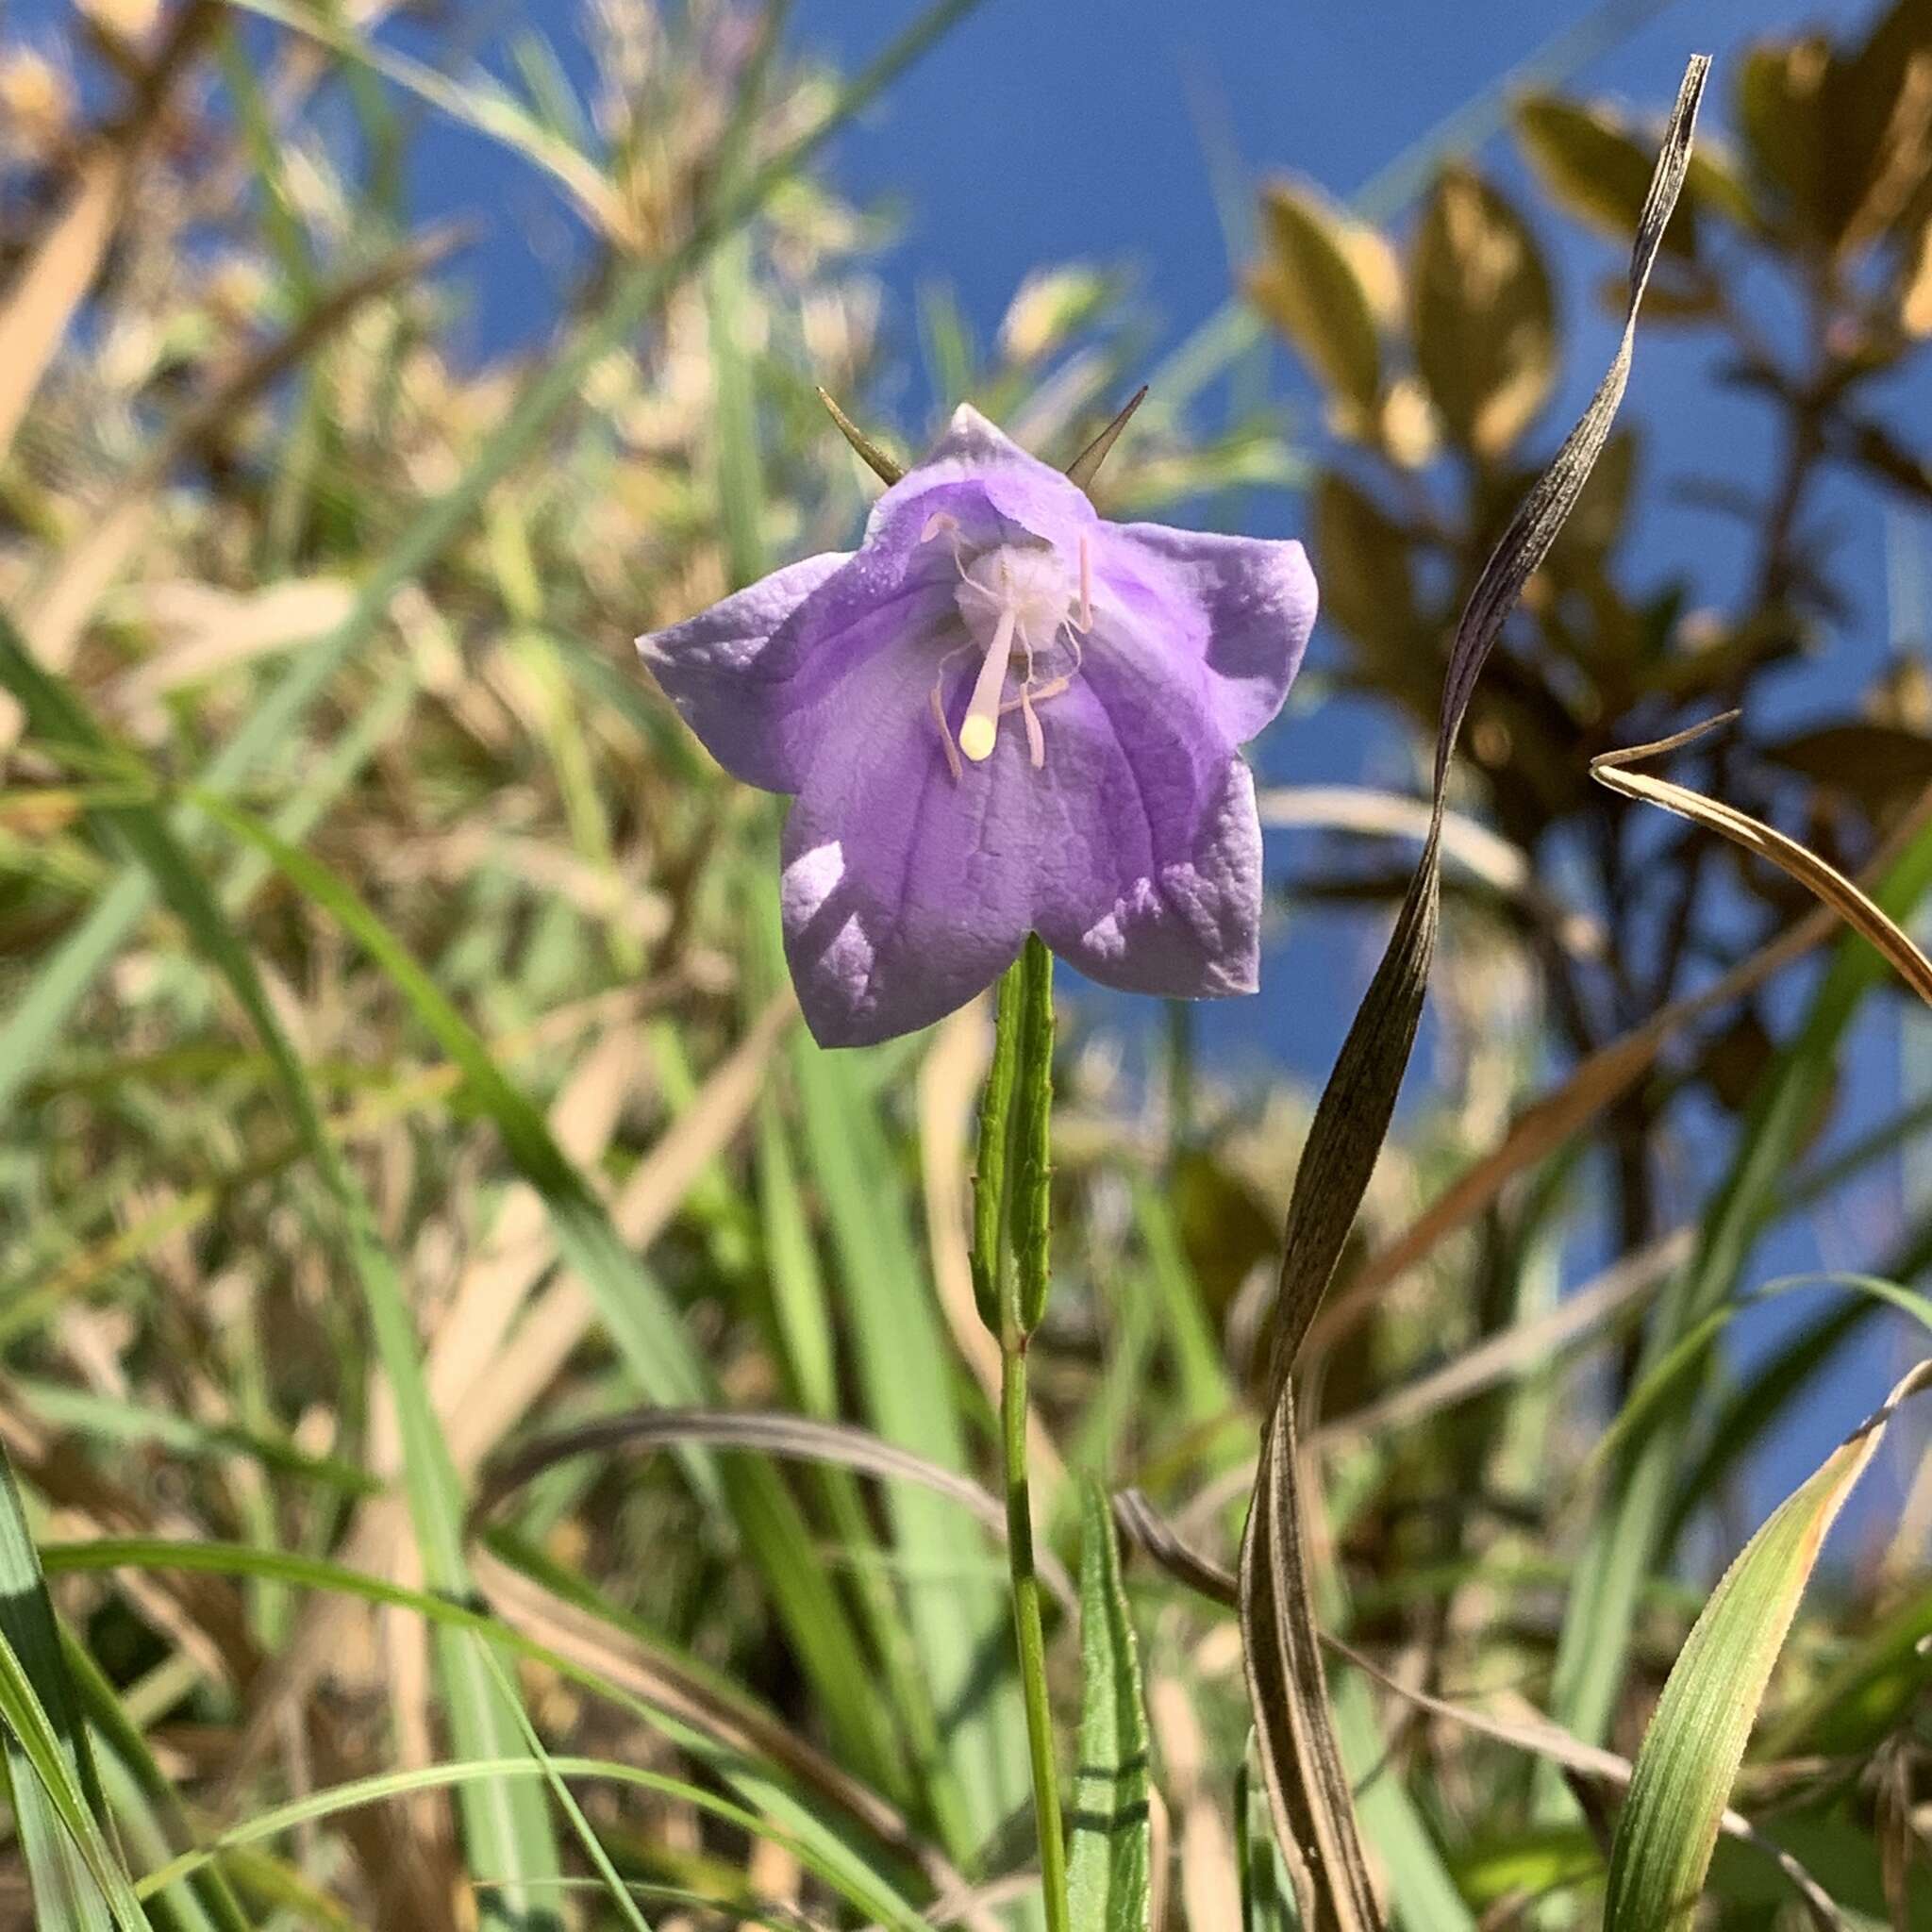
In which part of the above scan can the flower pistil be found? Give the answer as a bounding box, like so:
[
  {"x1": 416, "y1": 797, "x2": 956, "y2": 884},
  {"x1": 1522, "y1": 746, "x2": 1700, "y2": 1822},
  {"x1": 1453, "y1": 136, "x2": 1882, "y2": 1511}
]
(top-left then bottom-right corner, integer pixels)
[{"x1": 923, "y1": 517, "x2": 1093, "y2": 777}]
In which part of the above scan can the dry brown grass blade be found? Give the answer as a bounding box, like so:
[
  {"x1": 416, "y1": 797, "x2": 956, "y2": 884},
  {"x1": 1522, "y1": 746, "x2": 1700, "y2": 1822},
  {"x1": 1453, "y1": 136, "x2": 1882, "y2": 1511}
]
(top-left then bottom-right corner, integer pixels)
[
  {"x1": 1235, "y1": 61, "x2": 1709, "y2": 1925},
  {"x1": 1304, "y1": 776, "x2": 1932, "y2": 1362},
  {"x1": 1241, "y1": 1399, "x2": 1387, "y2": 1925},
  {"x1": 1328, "y1": 1643, "x2": 1848, "y2": 1932},
  {"x1": 0, "y1": 1, "x2": 219, "y2": 463},
  {"x1": 0, "y1": 156, "x2": 127, "y2": 467},
  {"x1": 1591, "y1": 714, "x2": 1932, "y2": 1008},
  {"x1": 7, "y1": 222, "x2": 468, "y2": 699},
  {"x1": 1308, "y1": 1224, "x2": 1693, "y2": 1449},
  {"x1": 445, "y1": 989, "x2": 796, "y2": 1464},
  {"x1": 0, "y1": 1391, "x2": 461, "y2": 1929},
  {"x1": 472, "y1": 1406, "x2": 1077, "y2": 1611},
  {"x1": 103, "y1": 578, "x2": 358, "y2": 733},
  {"x1": 219, "y1": 992, "x2": 794, "y2": 1796}
]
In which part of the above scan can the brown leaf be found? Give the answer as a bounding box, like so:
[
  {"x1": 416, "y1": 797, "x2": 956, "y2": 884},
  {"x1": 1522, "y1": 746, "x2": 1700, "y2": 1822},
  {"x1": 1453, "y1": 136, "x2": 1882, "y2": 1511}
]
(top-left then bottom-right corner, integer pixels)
[
  {"x1": 1311, "y1": 470, "x2": 1424, "y2": 680},
  {"x1": 1737, "y1": 36, "x2": 1830, "y2": 233},
  {"x1": 1761, "y1": 721, "x2": 1932, "y2": 815}
]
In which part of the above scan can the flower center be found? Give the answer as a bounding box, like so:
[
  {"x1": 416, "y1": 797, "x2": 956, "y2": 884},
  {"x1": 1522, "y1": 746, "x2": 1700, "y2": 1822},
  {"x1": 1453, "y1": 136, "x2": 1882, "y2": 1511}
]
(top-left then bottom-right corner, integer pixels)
[{"x1": 921, "y1": 517, "x2": 1092, "y2": 776}]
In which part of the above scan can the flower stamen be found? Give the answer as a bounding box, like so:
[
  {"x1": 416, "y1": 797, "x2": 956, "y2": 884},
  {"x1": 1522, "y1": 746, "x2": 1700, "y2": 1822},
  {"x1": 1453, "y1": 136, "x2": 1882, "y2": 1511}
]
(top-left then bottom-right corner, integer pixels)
[
  {"x1": 1077, "y1": 532, "x2": 1093, "y2": 632},
  {"x1": 929, "y1": 679, "x2": 963, "y2": 781}
]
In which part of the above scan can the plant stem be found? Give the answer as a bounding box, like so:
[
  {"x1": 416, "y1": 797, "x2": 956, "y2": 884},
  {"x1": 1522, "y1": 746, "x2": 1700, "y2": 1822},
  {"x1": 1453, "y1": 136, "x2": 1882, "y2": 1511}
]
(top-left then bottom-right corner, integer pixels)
[
  {"x1": 1000, "y1": 1322, "x2": 1069, "y2": 1932},
  {"x1": 978, "y1": 939, "x2": 1068, "y2": 1932}
]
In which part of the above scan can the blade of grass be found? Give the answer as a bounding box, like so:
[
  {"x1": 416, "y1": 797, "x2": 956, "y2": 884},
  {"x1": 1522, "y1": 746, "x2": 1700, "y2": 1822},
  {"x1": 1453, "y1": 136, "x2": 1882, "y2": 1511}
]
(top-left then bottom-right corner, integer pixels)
[
  {"x1": 1234, "y1": 56, "x2": 1710, "y2": 1926},
  {"x1": 791, "y1": 1021, "x2": 1031, "y2": 1866},
  {"x1": 1066, "y1": 1481, "x2": 1151, "y2": 1932},
  {"x1": 1591, "y1": 715, "x2": 1932, "y2": 1007},
  {"x1": 0, "y1": 1448, "x2": 143, "y2": 1932},
  {"x1": 188, "y1": 794, "x2": 910, "y2": 1805},
  {"x1": 1603, "y1": 1361, "x2": 1932, "y2": 1929},
  {"x1": 1550, "y1": 808, "x2": 1932, "y2": 1746},
  {"x1": 0, "y1": 621, "x2": 565, "y2": 1925},
  {"x1": 36, "y1": 1537, "x2": 936, "y2": 1928}
]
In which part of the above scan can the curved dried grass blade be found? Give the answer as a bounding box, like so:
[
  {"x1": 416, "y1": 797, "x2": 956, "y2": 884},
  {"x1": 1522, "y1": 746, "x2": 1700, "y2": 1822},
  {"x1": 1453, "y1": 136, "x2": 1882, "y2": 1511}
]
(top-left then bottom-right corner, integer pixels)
[
  {"x1": 1237, "y1": 56, "x2": 1710, "y2": 1931},
  {"x1": 472, "y1": 1407, "x2": 1076, "y2": 1610},
  {"x1": 1591, "y1": 715, "x2": 1932, "y2": 1008}
]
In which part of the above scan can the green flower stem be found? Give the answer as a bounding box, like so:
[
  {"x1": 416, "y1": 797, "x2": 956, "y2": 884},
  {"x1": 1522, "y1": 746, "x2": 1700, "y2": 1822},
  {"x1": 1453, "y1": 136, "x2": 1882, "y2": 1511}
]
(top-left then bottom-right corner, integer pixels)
[
  {"x1": 978, "y1": 935, "x2": 1067, "y2": 1932},
  {"x1": 1000, "y1": 1322, "x2": 1067, "y2": 1932}
]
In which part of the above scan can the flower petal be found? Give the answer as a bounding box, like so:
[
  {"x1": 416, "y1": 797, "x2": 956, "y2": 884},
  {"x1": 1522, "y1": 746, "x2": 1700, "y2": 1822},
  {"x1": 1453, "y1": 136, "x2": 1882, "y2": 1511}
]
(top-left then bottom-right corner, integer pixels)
[
  {"x1": 637, "y1": 551, "x2": 850, "y2": 790},
  {"x1": 1024, "y1": 647, "x2": 1265, "y2": 999},
  {"x1": 640, "y1": 471, "x2": 1061, "y2": 794},
  {"x1": 1099, "y1": 522, "x2": 1317, "y2": 745},
  {"x1": 874, "y1": 402, "x2": 1097, "y2": 547},
  {"x1": 779, "y1": 634, "x2": 1050, "y2": 1044}
]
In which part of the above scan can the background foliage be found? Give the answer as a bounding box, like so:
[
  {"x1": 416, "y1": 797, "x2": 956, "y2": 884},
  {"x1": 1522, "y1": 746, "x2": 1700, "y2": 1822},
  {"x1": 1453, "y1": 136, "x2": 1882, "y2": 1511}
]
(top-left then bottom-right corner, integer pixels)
[{"x1": 0, "y1": 1, "x2": 1930, "y2": 1927}]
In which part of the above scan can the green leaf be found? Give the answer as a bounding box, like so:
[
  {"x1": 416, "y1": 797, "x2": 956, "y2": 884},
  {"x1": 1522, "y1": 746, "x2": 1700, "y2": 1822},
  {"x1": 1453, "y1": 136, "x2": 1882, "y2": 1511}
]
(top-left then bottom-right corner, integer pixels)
[
  {"x1": 0, "y1": 1449, "x2": 144, "y2": 1932},
  {"x1": 1409, "y1": 165, "x2": 1556, "y2": 457},
  {"x1": 1248, "y1": 177, "x2": 1388, "y2": 423},
  {"x1": 1067, "y1": 1484, "x2": 1150, "y2": 1932},
  {"x1": 1311, "y1": 469, "x2": 1425, "y2": 687},
  {"x1": 1603, "y1": 1360, "x2": 1932, "y2": 1929}
]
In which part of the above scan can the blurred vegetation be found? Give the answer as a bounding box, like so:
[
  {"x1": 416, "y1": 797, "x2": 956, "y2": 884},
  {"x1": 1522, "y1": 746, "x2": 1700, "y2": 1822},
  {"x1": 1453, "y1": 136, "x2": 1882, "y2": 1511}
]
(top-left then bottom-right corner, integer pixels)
[{"x1": 0, "y1": 1, "x2": 1928, "y2": 1928}]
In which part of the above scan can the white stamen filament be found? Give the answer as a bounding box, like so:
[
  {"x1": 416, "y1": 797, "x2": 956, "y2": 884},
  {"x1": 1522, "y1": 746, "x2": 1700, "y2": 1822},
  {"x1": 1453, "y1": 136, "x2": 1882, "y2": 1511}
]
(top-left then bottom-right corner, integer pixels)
[
  {"x1": 1078, "y1": 532, "x2": 1093, "y2": 631},
  {"x1": 958, "y1": 604, "x2": 1015, "y2": 762},
  {"x1": 1020, "y1": 684, "x2": 1045, "y2": 768}
]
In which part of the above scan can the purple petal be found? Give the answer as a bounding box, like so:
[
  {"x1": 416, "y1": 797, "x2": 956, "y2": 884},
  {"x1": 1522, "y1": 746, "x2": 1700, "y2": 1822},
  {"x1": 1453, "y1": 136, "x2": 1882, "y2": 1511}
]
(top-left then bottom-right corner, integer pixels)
[
  {"x1": 640, "y1": 465, "x2": 1063, "y2": 794},
  {"x1": 1024, "y1": 641, "x2": 1265, "y2": 999},
  {"x1": 876, "y1": 403, "x2": 1097, "y2": 548},
  {"x1": 1099, "y1": 523, "x2": 1316, "y2": 745},
  {"x1": 780, "y1": 647, "x2": 1032, "y2": 1045},
  {"x1": 637, "y1": 551, "x2": 850, "y2": 790}
]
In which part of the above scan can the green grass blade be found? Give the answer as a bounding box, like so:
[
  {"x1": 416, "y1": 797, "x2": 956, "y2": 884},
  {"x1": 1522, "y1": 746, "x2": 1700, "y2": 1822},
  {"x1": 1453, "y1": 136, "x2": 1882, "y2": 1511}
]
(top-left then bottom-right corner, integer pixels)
[
  {"x1": 791, "y1": 1029, "x2": 1032, "y2": 1861},
  {"x1": 1066, "y1": 1482, "x2": 1150, "y2": 1932},
  {"x1": 39, "y1": 1536, "x2": 938, "y2": 1928},
  {"x1": 190, "y1": 791, "x2": 906, "y2": 1795},
  {"x1": 0, "y1": 623, "x2": 565, "y2": 1924},
  {"x1": 0, "y1": 1449, "x2": 149, "y2": 1931},
  {"x1": 1602, "y1": 1362, "x2": 1932, "y2": 1928}
]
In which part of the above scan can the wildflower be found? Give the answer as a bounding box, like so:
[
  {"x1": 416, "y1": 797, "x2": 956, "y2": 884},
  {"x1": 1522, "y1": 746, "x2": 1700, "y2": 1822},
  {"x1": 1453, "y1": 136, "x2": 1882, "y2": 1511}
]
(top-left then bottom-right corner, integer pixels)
[{"x1": 638, "y1": 405, "x2": 1316, "y2": 1046}]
